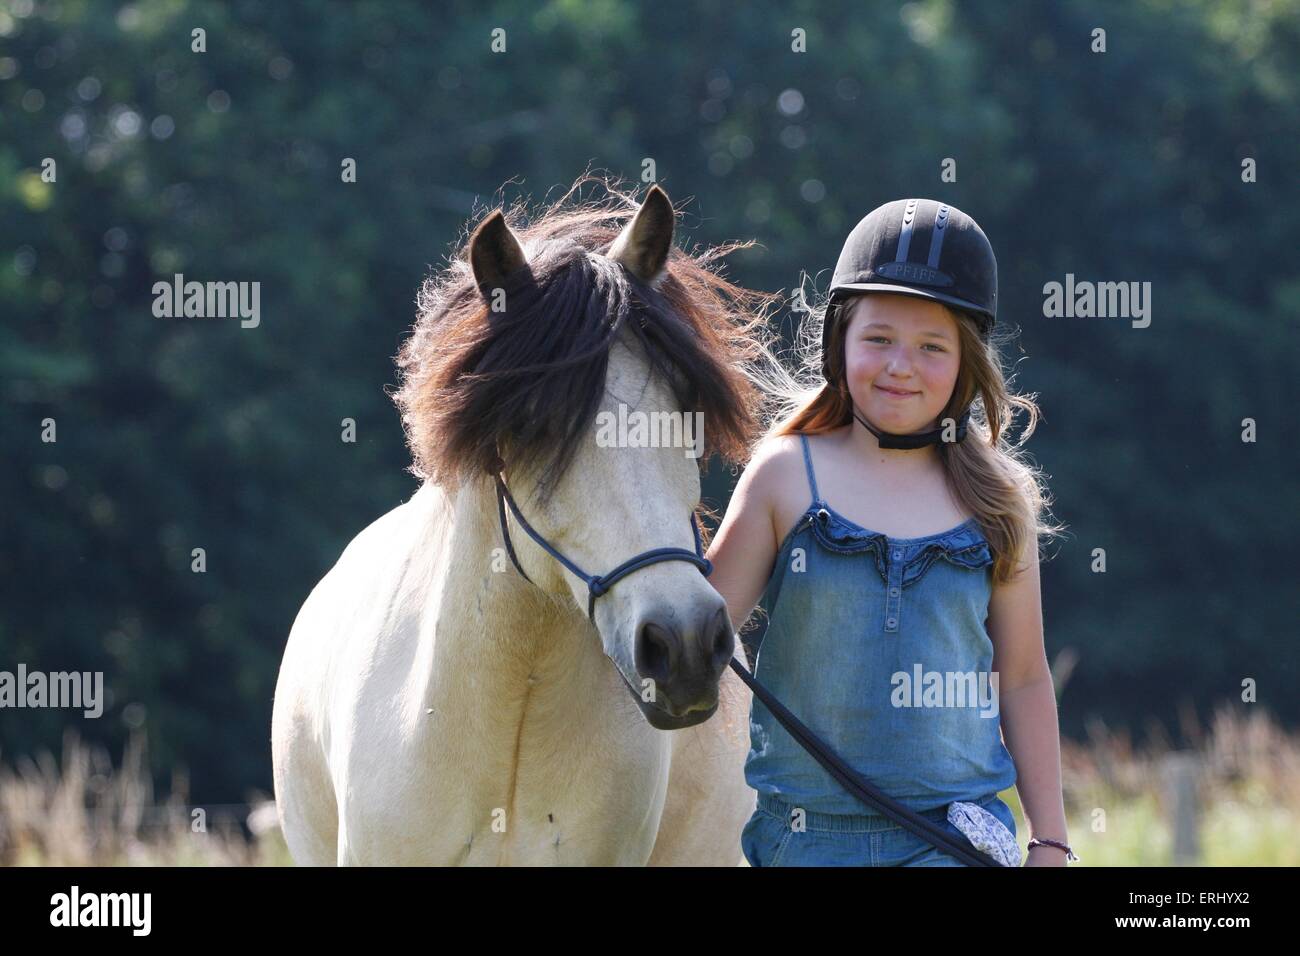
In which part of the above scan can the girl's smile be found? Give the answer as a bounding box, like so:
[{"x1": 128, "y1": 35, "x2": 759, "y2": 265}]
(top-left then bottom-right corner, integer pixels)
[{"x1": 874, "y1": 384, "x2": 920, "y2": 398}]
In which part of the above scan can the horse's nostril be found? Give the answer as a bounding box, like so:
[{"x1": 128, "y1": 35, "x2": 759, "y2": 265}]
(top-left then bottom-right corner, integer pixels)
[
  {"x1": 709, "y1": 606, "x2": 734, "y2": 671},
  {"x1": 636, "y1": 621, "x2": 677, "y2": 686}
]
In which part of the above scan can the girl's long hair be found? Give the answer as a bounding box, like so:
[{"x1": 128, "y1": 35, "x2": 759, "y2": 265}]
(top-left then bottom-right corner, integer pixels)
[{"x1": 761, "y1": 280, "x2": 1067, "y2": 584}]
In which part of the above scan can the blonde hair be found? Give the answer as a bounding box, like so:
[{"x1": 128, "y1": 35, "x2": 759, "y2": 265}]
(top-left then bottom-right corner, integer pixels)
[{"x1": 759, "y1": 281, "x2": 1066, "y2": 584}]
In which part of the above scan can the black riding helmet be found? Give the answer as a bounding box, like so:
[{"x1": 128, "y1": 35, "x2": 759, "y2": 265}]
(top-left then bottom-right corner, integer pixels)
[{"x1": 820, "y1": 198, "x2": 998, "y2": 450}]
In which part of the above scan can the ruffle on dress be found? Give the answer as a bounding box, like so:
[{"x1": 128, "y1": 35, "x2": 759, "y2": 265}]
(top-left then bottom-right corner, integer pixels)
[{"x1": 805, "y1": 507, "x2": 993, "y2": 586}]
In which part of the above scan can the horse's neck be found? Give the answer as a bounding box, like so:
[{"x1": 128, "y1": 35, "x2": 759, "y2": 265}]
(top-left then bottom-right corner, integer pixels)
[{"x1": 407, "y1": 479, "x2": 612, "y2": 753}]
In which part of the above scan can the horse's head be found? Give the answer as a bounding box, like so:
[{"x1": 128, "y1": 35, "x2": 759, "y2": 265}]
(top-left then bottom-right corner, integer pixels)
[{"x1": 394, "y1": 177, "x2": 774, "y2": 729}]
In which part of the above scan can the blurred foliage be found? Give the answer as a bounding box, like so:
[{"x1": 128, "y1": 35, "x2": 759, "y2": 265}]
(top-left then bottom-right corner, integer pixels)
[{"x1": 1, "y1": 0, "x2": 1296, "y2": 801}]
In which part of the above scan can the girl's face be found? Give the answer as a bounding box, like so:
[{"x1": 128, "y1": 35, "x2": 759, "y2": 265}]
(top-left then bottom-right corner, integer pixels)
[{"x1": 842, "y1": 293, "x2": 962, "y2": 436}]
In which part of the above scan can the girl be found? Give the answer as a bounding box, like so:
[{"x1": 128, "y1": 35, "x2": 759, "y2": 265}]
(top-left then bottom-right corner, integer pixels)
[{"x1": 707, "y1": 199, "x2": 1075, "y2": 866}]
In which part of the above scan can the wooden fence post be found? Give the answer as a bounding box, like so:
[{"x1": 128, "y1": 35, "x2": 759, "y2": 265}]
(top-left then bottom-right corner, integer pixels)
[{"x1": 1162, "y1": 752, "x2": 1200, "y2": 865}]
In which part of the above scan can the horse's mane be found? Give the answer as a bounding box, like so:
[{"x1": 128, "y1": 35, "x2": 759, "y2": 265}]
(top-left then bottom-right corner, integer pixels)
[{"x1": 391, "y1": 173, "x2": 780, "y2": 505}]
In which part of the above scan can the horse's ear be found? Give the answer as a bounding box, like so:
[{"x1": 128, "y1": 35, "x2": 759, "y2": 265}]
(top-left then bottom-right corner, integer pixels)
[
  {"x1": 468, "y1": 209, "x2": 529, "y2": 296},
  {"x1": 607, "y1": 185, "x2": 674, "y2": 283}
]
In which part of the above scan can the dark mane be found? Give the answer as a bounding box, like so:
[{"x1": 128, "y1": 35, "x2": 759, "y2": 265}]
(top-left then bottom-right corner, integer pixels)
[{"x1": 391, "y1": 174, "x2": 778, "y2": 504}]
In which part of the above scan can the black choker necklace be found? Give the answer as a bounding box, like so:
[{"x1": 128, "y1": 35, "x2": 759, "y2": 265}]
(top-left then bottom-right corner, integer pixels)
[{"x1": 852, "y1": 405, "x2": 971, "y2": 450}]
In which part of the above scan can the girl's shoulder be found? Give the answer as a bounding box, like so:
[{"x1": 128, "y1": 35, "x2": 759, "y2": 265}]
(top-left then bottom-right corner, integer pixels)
[
  {"x1": 750, "y1": 430, "x2": 805, "y2": 465},
  {"x1": 743, "y1": 432, "x2": 825, "y2": 543},
  {"x1": 745, "y1": 432, "x2": 810, "y2": 491},
  {"x1": 750, "y1": 428, "x2": 849, "y2": 483}
]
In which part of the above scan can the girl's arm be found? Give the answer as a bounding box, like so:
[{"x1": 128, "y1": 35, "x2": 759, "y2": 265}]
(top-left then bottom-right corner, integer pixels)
[
  {"x1": 704, "y1": 440, "x2": 788, "y2": 635},
  {"x1": 988, "y1": 536, "x2": 1072, "y2": 866}
]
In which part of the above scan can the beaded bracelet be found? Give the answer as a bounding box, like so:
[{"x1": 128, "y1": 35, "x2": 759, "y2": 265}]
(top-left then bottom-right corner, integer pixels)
[{"x1": 1026, "y1": 837, "x2": 1080, "y2": 862}]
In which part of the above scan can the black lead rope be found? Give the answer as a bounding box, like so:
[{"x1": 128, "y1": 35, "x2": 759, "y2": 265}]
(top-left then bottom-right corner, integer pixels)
[{"x1": 728, "y1": 656, "x2": 1005, "y2": 867}]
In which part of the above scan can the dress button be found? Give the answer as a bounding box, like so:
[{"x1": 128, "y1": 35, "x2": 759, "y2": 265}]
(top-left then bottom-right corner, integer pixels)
[
  {"x1": 887, "y1": 618, "x2": 897, "y2": 627},
  {"x1": 892, "y1": 550, "x2": 902, "y2": 560},
  {"x1": 889, "y1": 587, "x2": 900, "y2": 596}
]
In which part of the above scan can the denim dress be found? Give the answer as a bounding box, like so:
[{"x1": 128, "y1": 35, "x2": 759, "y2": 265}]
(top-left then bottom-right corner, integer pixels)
[{"x1": 740, "y1": 432, "x2": 1018, "y2": 866}]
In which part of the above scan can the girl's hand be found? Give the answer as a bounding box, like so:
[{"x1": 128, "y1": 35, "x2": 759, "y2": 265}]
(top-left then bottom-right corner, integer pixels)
[{"x1": 1024, "y1": 844, "x2": 1071, "y2": 866}]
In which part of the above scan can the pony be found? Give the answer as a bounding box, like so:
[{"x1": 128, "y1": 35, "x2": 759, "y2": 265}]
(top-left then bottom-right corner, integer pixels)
[{"x1": 271, "y1": 177, "x2": 780, "y2": 864}]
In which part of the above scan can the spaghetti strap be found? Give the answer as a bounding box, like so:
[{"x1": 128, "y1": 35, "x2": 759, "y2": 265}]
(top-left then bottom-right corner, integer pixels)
[{"x1": 798, "y1": 433, "x2": 822, "y2": 506}]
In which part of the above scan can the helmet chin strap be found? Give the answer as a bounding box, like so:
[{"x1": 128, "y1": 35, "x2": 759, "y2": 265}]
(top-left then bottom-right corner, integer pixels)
[{"x1": 851, "y1": 402, "x2": 972, "y2": 450}]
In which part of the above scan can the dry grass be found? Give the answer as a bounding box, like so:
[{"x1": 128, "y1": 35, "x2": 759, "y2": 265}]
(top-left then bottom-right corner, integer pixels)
[
  {"x1": 2, "y1": 703, "x2": 1296, "y2": 865},
  {"x1": 1041, "y1": 702, "x2": 1300, "y2": 865},
  {"x1": 0, "y1": 729, "x2": 290, "y2": 866}
]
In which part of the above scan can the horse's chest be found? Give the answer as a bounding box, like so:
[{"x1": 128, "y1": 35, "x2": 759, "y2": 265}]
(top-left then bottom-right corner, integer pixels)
[{"x1": 353, "y1": 698, "x2": 671, "y2": 864}]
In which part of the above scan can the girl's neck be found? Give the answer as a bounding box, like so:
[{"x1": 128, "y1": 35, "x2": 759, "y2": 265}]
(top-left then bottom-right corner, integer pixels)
[{"x1": 841, "y1": 419, "x2": 942, "y2": 474}]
